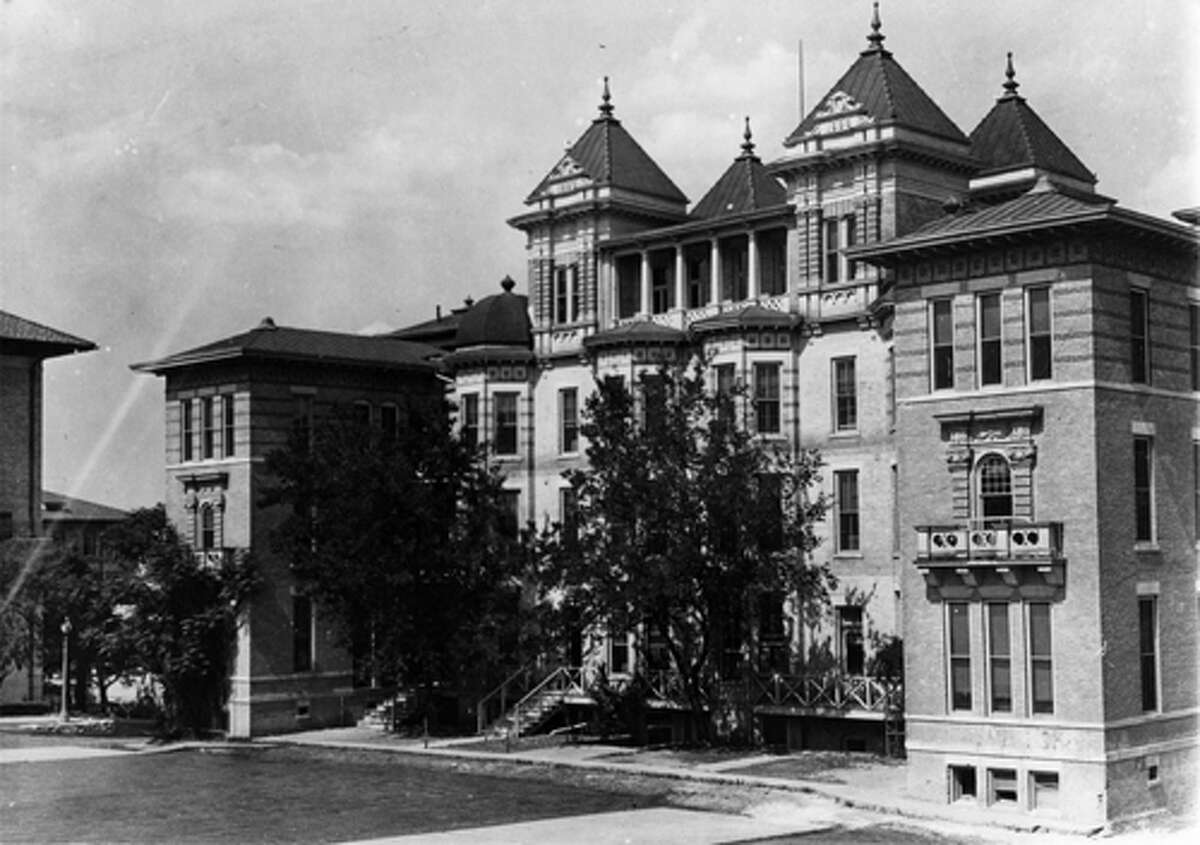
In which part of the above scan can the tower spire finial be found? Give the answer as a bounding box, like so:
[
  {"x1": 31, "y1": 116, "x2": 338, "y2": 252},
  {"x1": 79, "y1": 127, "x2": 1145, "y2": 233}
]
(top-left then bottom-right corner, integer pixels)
[
  {"x1": 741, "y1": 116, "x2": 755, "y2": 157},
  {"x1": 867, "y1": 2, "x2": 885, "y2": 50},
  {"x1": 1002, "y1": 51, "x2": 1020, "y2": 97},
  {"x1": 599, "y1": 76, "x2": 614, "y2": 118}
]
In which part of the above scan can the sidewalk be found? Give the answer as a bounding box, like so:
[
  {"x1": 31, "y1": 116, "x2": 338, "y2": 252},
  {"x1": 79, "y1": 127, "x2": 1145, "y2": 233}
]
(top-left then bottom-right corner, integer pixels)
[{"x1": 263, "y1": 726, "x2": 1121, "y2": 841}]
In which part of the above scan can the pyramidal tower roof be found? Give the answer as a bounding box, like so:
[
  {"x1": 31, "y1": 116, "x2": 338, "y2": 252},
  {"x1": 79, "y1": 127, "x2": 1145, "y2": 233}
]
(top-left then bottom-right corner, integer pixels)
[
  {"x1": 690, "y1": 118, "x2": 787, "y2": 220},
  {"x1": 783, "y1": 4, "x2": 967, "y2": 147},
  {"x1": 968, "y1": 53, "x2": 1095, "y2": 189},
  {"x1": 525, "y1": 78, "x2": 687, "y2": 205}
]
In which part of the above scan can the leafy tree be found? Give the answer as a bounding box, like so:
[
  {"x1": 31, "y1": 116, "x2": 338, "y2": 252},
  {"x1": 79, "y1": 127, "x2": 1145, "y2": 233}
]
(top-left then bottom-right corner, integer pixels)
[
  {"x1": 0, "y1": 539, "x2": 50, "y2": 698},
  {"x1": 264, "y1": 397, "x2": 537, "y2": 726},
  {"x1": 540, "y1": 362, "x2": 832, "y2": 742},
  {"x1": 101, "y1": 506, "x2": 258, "y2": 736}
]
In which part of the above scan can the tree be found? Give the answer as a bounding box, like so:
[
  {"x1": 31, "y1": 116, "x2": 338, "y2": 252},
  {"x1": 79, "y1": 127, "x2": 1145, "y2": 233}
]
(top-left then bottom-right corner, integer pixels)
[
  {"x1": 264, "y1": 397, "x2": 537, "y2": 726},
  {"x1": 102, "y1": 506, "x2": 257, "y2": 736},
  {"x1": 540, "y1": 362, "x2": 833, "y2": 742},
  {"x1": 0, "y1": 539, "x2": 50, "y2": 699}
]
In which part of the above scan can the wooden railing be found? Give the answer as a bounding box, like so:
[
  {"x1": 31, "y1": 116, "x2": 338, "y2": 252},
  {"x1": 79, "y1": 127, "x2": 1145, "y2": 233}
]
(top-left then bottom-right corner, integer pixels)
[{"x1": 748, "y1": 672, "x2": 902, "y2": 714}]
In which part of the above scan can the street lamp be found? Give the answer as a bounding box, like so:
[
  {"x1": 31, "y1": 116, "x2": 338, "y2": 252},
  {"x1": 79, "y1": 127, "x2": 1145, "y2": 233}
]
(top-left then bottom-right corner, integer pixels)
[{"x1": 59, "y1": 618, "x2": 71, "y2": 722}]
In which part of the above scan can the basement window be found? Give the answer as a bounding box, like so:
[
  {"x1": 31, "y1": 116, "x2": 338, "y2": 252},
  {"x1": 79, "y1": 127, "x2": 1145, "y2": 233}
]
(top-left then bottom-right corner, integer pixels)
[
  {"x1": 949, "y1": 766, "x2": 976, "y2": 802},
  {"x1": 1030, "y1": 771, "x2": 1059, "y2": 811},
  {"x1": 1146, "y1": 754, "x2": 1161, "y2": 786},
  {"x1": 988, "y1": 768, "x2": 1018, "y2": 806}
]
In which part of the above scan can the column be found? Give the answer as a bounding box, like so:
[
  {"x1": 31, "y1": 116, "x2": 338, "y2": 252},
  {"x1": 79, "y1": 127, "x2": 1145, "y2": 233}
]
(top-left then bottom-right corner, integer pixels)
[
  {"x1": 747, "y1": 230, "x2": 759, "y2": 301},
  {"x1": 673, "y1": 246, "x2": 685, "y2": 311},
  {"x1": 639, "y1": 250, "x2": 651, "y2": 317},
  {"x1": 709, "y1": 238, "x2": 721, "y2": 304}
]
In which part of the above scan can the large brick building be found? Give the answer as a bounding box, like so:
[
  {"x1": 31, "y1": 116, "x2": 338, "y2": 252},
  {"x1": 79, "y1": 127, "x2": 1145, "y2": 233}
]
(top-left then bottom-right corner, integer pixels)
[{"x1": 136, "y1": 7, "x2": 1196, "y2": 826}]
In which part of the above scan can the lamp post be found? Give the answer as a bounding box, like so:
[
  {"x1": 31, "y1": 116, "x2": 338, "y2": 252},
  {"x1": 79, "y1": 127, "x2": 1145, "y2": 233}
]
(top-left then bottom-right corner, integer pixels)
[{"x1": 59, "y1": 618, "x2": 71, "y2": 722}]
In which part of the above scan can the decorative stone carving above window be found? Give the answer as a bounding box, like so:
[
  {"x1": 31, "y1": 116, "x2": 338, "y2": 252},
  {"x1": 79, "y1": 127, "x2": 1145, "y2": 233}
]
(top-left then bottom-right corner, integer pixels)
[{"x1": 935, "y1": 407, "x2": 1042, "y2": 521}]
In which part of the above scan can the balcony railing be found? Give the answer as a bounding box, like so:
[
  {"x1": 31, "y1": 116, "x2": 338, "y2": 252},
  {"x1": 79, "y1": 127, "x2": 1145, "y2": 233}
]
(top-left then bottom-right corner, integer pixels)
[
  {"x1": 915, "y1": 521, "x2": 1063, "y2": 562},
  {"x1": 748, "y1": 672, "x2": 901, "y2": 715},
  {"x1": 193, "y1": 548, "x2": 231, "y2": 568}
]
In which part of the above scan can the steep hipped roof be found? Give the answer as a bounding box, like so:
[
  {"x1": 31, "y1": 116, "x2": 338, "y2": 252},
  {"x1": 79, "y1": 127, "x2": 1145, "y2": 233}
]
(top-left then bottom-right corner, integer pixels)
[
  {"x1": 0, "y1": 310, "x2": 96, "y2": 358},
  {"x1": 968, "y1": 54, "x2": 1094, "y2": 185},
  {"x1": 452, "y1": 277, "x2": 532, "y2": 349},
  {"x1": 132, "y1": 319, "x2": 439, "y2": 374},
  {"x1": 784, "y1": 9, "x2": 967, "y2": 146},
  {"x1": 526, "y1": 79, "x2": 687, "y2": 205},
  {"x1": 691, "y1": 120, "x2": 788, "y2": 220}
]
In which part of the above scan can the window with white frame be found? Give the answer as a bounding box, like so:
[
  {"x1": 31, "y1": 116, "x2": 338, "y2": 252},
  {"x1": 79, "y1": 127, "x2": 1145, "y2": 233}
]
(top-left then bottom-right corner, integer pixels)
[
  {"x1": 1134, "y1": 436, "x2": 1154, "y2": 543},
  {"x1": 559, "y1": 387, "x2": 579, "y2": 454},
  {"x1": 987, "y1": 603, "x2": 1012, "y2": 713},
  {"x1": 1028, "y1": 602, "x2": 1054, "y2": 714},
  {"x1": 931, "y1": 299, "x2": 954, "y2": 390},
  {"x1": 948, "y1": 602, "x2": 972, "y2": 711},
  {"x1": 822, "y1": 214, "x2": 857, "y2": 283},
  {"x1": 978, "y1": 292, "x2": 1002, "y2": 387},
  {"x1": 199, "y1": 503, "x2": 216, "y2": 551},
  {"x1": 834, "y1": 470, "x2": 860, "y2": 552},
  {"x1": 461, "y1": 393, "x2": 479, "y2": 449},
  {"x1": 1138, "y1": 596, "x2": 1158, "y2": 711},
  {"x1": 201, "y1": 396, "x2": 216, "y2": 459},
  {"x1": 832, "y1": 357, "x2": 857, "y2": 432},
  {"x1": 976, "y1": 454, "x2": 1013, "y2": 521},
  {"x1": 1030, "y1": 771, "x2": 1060, "y2": 811},
  {"x1": 1027, "y1": 286, "x2": 1052, "y2": 381},
  {"x1": 494, "y1": 392, "x2": 519, "y2": 456},
  {"x1": 554, "y1": 264, "x2": 579, "y2": 324},
  {"x1": 753, "y1": 362, "x2": 781, "y2": 435}
]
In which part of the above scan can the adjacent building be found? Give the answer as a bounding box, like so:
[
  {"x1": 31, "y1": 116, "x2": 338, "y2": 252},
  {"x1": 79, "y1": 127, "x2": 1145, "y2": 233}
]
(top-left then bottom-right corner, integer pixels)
[
  {"x1": 133, "y1": 319, "x2": 442, "y2": 736},
  {"x1": 0, "y1": 309, "x2": 95, "y2": 705}
]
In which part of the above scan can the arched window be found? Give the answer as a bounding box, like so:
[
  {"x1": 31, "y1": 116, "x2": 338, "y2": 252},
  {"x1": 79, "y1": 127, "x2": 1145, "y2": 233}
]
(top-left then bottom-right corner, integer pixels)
[
  {"x1": 977, "y1": 454, "x2": 1012, "y2": 521},
  {"x1": 199, "y1": 504, "x2": 215, "y2": 550}
]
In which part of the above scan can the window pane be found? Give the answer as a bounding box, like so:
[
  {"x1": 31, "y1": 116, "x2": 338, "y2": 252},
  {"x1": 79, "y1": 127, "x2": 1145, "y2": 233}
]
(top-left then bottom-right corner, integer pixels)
[
  {"x1": 222, "y1": 395, "x2": 236, "y2": 457},
  {"x1": 834, "y1": 358, "x2": 857, "y2": 430},
  {"x1": 560, "y1": 388, "x2": 578, "y2": 453},
  {"x1": 949, "y1": 603, "x2": 971, "y2": 710},
  {"x1": 495, "y1": 393, "x2": 518, "y2": 455},
  {"x1": 1134, "y1": 437, "x2": 1153, "y2": 541},
  {"x1": 1130, "y1": 290, "x2": 1148, "y2": 383},
  {"x1": 1139, "y1": 597, "x2": 1158, "y2": 711},
  {"x1": 836, "y1": 470, "x2": 860, "y2": 552},
  {"x1": 754, "y1": 363, "x2": 781, "y2": 435},
  {"x1": 1029, "y1": 602, "x2": 1054, "y2": 714},
  {"x1": 932, "y1": 300, "x2": 954, "y2": 390}
]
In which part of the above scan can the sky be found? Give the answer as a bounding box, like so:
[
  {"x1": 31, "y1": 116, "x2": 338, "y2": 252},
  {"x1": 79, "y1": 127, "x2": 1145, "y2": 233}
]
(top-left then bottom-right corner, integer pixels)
[{"x1": 2, "y1": 0, "x2": 1197, "y2": 510}]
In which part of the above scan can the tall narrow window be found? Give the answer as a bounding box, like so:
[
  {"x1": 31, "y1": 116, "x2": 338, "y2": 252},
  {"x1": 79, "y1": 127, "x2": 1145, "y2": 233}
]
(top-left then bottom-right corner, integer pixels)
[
  {"x1": 651, "y1": 265, "x2": 670, "y2": 313},
  {"x1": 559, "y1": 388, "x2": 579, "y2": 454},
  {"x1": 1130, "y1": 289, "x2": 1149, "y2": 383},
  {"x1": 1139, "y1": 597, "x2": 1158, "y2": 711},
  {"x1": 753, "y1": 362, "x2": 781, "y2": 435},
  {"x1": 461, "y1": 393, "x2": 479, "y2": 449},
  {"x1": 843, "y1": 214, "x2": 858, "y2": 281},
  {"x1": 1134, "y1": 436, "x2": 1154, "y2": 543},
  {"x1": 1190, "y1": 304, "x2": 1199, "y2": 391},
  {"x1": 559, "y1": 487, "x2": 578, "y2": 547},
  {"x1": 554, "y1": 265, "x2": 573, "y2": 324},
  {"x1": 1029, "y1": 602, "x2": 1054, "y2": 714},
  {"x1": 569, "y1": 265, "x2": 580, "y2": 321},
  {"x1": 222, "y1": 395, "x2": 236, "y2": 457},
  {"x1": 948, "y1": 603, "x2": 972, "y2": 711},
  {"x1": 757, "y1": 474, "x2": 783, "y2": 552},
  {"x1": 977, "y1": 454, "x2": 1013, "y2": 521},
  {"x1": 715, "y1": 363, "x2": 737, "y2": 425},
  {"x1": 837, "y1": 606, "x2": 865, "y2": 674},
  {"x1": 201, "y1": 396, "x2": 215, "y2": 459},
  {"x1": 978, "y1": 293, "x2": 1002, "y2": 386},
  {"x1": 499, "y1": 489, "x2": 520, "y2": 538},
  {"x1": 610, "y1": 630, "x2": 629, "y2": 674},
  {"x1": 931, "y1": 299, "x2": 954, "y2": 390},
  {"x1": 833, "y1": 357, "x2": 857, "y2": 431},
  {"x1": 824, "y1": 217, "x2": 840, "y2": 283},
  {"x1": 292, "y1": 595, "x2": 313, "y2": 673},
  {"x1": 1028, "y1": 287, "x2": 1052, "y2": 381},
  {"x1": 835, "y1": 470, "x2": 860, "y2": 552},
  {"x1": 199, "y1": 504, "x2": 215, "y2": 551},
  {"x1": 180, "y1": 399, "x2": 194, "y2": 462},
  {"x1": 1194, "y1": 441, "x2": 1200, "y2": 539},
  {"x1": 987, "y1": 603, "x2": 1012, "y2": 712},
  {"x1": 494, "y1": 392, "x2": 518, "y2": 456}
]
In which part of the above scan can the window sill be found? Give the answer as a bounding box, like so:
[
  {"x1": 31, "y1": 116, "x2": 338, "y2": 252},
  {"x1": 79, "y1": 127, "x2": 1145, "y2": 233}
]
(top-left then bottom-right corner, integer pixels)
[
  {"x1": 833, "y1": 551, "x2": 863, "y2": 560},
  {"x1": 1134, "y1": 542, "x2": 1161, "y2": 555},
  {"x1": 829, "y1": 430, "x2": 860, "y2": 439}
]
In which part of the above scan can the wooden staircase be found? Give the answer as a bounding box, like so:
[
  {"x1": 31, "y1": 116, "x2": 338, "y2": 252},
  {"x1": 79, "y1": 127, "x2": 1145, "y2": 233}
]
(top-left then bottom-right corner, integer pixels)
[{"x1": 477, "y1": 666, "x2": 590, "y2": 739}]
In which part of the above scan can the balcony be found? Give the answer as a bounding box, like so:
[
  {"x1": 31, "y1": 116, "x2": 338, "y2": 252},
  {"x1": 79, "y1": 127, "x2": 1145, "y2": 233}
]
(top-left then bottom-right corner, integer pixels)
[
  {"x1": 194, "y1": 548, "x2": 231, "y2": 569},
  {"x1": 915, "y1": 521, "x2": 1064, "y2": 591}
]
